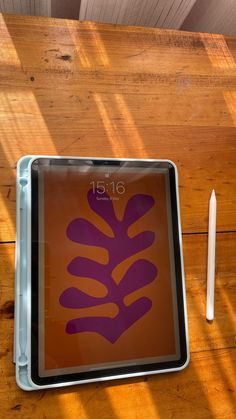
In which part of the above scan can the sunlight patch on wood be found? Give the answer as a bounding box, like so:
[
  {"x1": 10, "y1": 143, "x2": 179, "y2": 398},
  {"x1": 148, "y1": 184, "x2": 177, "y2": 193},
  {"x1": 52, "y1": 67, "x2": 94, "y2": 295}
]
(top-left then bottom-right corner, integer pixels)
[
  {"x1": 0, "y1": 89, "x2": 57, "y2": 160},
  {"x1": 105, "y1": 380, "x2": 160, "y2": 418},
  {"x1": 114, "y1": 93, "x2": 147, "y2": 158},
  {"x1": 201, "y1": 34, "x2": 236, "y2": 70},
  {"x1": 94, "y1": 93, "x2": 125, "y2": 156},
  {"x1": 87, "y1": 21, "x2": 110, "y2": 66},
  {"x1": 67, "y1": 23, "x2": 92, "y2": 68},
  {"x1": 223, "y1": 91, "x2": 236, "y2": 127}
]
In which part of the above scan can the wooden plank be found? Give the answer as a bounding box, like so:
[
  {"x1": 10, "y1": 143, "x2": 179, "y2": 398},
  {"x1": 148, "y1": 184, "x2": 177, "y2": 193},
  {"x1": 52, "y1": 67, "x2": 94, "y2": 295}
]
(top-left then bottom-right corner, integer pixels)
[
  {"x1": 0, "y1": 240, "x2": 235, "y2": 416},
  {"x1": 1, "y1": 123, "x2": 236, "y2": 242},
  {"x1": 0, "y1": 15, "x2": 236, "y2": 241},
  {"x1": 1, "y1": 16, "x2": 236, "y2": 77}
]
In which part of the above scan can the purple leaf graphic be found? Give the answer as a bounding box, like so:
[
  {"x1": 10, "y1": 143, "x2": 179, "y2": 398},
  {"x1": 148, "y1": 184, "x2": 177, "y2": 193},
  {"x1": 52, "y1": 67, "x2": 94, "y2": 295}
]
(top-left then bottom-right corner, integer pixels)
[
  {"x1": 67, "y1": 257, "x2": 109, "y2": 286},
  {"x1": 66, "y1": 297, "x2": 152, "y2": 343},
  {"x1": 122, "y1": 194, "x2": 155, "y2": 230},
  {"x1": 67, "y1": 219, "x2": 111, "y2": 248},
  {"x1": 61, "y1": 259, "x2": 157, "y2": 310},
  {"x1": 59, "y1": 287, "x2": 105, "y2": 309},
  {"x1": 60, "y1": 189, "x2": 158, "y2": 343},
  {"x1": 119, "y1": 259, "x2": 157, "y2": 296}
]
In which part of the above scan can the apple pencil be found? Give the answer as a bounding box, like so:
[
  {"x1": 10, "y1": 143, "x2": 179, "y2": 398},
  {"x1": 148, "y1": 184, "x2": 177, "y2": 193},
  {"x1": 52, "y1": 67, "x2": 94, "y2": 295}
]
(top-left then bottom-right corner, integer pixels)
[{"x1": 206, "y1": 189, "x2": 217, "y2": 321}]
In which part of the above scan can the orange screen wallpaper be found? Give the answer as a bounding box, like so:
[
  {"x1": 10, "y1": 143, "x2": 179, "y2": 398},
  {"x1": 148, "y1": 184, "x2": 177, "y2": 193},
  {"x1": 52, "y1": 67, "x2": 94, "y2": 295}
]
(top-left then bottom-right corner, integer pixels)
[{"x1": 39, "y1": 165, "x2": 179, "y2": 375}]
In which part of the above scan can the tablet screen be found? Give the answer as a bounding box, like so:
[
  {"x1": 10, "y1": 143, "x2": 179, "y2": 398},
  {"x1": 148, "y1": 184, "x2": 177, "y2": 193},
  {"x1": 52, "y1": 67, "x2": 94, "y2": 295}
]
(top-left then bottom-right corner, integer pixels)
[{"x1": 31, "y1": 159, "x2": 187, "y2": 385}]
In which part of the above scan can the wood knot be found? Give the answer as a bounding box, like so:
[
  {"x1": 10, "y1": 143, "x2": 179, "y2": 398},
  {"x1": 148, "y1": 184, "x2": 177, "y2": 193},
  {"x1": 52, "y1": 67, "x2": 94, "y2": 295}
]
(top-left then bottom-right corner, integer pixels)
[
  {"x1": 57, "y1": 54, "x2": 72, "y2": 62},
  {"x1": 11, "y1": 404, "x2": 21, "y2": 411},
  {"x1": 0, "y1": 347, "x2": 10, "y2": 359},
  {"x1": 191, "y1": 38, "x2": 204, "y2": 49},
  {"x1": 0, "y1": 300, "x2": 14, "y2": 319}
]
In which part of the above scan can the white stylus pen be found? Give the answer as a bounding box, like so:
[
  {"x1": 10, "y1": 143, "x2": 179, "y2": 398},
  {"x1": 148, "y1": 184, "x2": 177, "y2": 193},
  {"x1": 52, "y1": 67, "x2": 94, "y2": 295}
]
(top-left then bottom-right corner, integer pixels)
[{"x1": 206, "y1": 189, "x2": 217, "y2": 321}]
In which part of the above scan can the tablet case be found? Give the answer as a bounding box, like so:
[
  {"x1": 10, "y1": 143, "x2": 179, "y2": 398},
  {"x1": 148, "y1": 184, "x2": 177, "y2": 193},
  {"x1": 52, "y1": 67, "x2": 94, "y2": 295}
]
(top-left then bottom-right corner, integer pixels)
[{"x1": 14, "y1": 156, "x2": 189, "y2": 390}]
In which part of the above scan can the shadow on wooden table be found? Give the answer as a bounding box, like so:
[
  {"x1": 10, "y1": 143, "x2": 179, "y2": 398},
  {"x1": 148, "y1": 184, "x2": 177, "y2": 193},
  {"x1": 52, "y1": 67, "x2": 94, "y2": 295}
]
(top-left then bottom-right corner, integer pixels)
[{"x1": 1, "y1": 13, "x2": 236, "y2": 418}]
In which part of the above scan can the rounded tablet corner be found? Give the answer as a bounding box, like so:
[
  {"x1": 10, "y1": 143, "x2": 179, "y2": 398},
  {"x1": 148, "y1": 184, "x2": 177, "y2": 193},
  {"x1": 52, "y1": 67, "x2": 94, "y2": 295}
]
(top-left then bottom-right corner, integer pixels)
[
  {"x1": 29, "y1": 156, "x2": 52, "y2": 171},
  {"x1": 16, "y1": 368, "x2": 34, "y2": 392},
  {"x1": 165, "y1": 159, "x2": 178, "y2": 173},
  {"x1": 17, "y1": 155, "x2": 34, "y2": 170},
  {"x1": 26, "y1": 375, "x2": 45, "y2": 391},
  {"x1": 178, "y1": 351, "x2": 190, "y2": 372},
  {"x1": 29, "y1": 156, "x2": 41, "y2": 168}
]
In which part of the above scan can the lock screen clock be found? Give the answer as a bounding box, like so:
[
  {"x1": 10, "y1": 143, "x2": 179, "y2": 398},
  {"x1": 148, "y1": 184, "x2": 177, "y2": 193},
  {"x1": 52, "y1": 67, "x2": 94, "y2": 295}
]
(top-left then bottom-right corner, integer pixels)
[{"x1": 89, "y1": 181, "x2": 126, "y2": 194}]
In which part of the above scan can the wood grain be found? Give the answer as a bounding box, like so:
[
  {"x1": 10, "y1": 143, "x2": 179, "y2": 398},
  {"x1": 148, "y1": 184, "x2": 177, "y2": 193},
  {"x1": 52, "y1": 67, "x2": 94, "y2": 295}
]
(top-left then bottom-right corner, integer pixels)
[
  {"x1": 184, "y1": 232, "x2": 236, "y2": 352},
  {"x1": 0, "y1": 14, "x2": 236, "y2": 417},
  {"x1": 1, "y1": 348, "x2": 235, "y2": 418},
  {"x1": 0, "y1": 236, "x2": 236, "y2": 417},
  {"x1": 0, "y1": 14, "x2": 236, "y2": 241}
]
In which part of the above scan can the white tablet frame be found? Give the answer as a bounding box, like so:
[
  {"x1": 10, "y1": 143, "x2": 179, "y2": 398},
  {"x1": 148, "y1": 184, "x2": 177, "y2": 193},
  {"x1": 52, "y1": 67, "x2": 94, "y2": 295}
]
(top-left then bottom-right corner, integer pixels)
[{"x1": 15, "y1": 156, "x2": 189, "y2": 391}]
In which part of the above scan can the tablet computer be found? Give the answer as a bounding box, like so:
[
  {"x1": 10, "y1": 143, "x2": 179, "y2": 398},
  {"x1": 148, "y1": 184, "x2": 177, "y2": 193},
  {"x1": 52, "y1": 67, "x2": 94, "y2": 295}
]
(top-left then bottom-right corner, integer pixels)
[{"x1": 15, "y1": 156, "x2": 189, "y2": 390}]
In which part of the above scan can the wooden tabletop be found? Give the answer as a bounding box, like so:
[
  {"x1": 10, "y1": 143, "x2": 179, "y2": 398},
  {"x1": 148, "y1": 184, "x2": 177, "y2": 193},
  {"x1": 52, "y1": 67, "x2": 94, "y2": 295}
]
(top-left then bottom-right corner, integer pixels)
[{"x1": 0, "y1": 13, "x2": 236, "y2": 418}]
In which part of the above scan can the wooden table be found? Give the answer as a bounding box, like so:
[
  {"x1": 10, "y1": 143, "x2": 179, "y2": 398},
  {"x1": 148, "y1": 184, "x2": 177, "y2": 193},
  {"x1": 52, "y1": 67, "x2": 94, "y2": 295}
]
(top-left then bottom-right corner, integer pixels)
[{"x1": 0, "y1": 13, "x2": 236, "y2": 418}]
